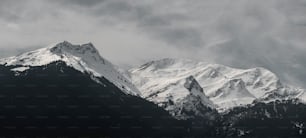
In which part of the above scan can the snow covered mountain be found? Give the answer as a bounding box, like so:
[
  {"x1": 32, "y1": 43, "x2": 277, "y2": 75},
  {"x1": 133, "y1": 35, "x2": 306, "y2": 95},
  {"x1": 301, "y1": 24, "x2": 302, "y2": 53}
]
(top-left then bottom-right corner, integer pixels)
[
  {"x1": 2, "y1": 43, "x2": 306, "y2": 137},
  {"x1": 128, "y1": 58, "x2": 306, "y2": 112},
  {"x1": 0, "y1": 41, "x2": 140, "y2": 96}
]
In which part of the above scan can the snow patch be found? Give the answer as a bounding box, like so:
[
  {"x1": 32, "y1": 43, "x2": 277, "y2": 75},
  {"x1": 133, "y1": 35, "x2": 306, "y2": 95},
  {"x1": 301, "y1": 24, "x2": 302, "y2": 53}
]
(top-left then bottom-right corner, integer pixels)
[{"x1": 10, "y1": 67, "x2": 30, "y2": 72}]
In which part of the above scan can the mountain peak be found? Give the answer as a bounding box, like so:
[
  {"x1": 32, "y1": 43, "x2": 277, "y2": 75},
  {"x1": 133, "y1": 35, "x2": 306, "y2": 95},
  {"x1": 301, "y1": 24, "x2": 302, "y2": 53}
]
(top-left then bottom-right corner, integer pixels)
[
  {"x1": 134, "y1": 58, "x2": 208, "y2": 73},
  {"x1": 184, "y1": 76, "x2": 203, "y2": 93},
  {"x1": 49, "y1": 41, "x2": 73, "y2": 51},
  {"x1": 0, "y1": 41, "x2": 102, "y2": 66},
  {"x1": 0, "y1": 42, "x2": 140, "y2": 96},
  {"x1": 184, "y1": 76, "x2": 215, "y2": 107},
  {"x1": 50, "y1": 41, "x2": 96, "y2": 51},
  {"x1": 49, "y1": 41, "x2": 100, "y2": 58}
]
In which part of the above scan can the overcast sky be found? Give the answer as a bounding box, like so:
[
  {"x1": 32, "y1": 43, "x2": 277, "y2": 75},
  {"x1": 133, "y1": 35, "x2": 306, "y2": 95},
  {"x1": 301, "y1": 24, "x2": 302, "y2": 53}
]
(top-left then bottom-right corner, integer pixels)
[{"x1": 0, "y1": 0, "x2": 306, "y2": 88}]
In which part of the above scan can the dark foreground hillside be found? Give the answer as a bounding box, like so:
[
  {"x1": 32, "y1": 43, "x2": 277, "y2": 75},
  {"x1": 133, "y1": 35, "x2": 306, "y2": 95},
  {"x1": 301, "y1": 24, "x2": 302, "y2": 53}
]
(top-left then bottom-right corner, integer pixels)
[
  {"x1": 219, "y1": 100, "x2": 306, "y2": 137},
  {"x1": 0, "y1": 61, "x2": 194, "y2": 137}
]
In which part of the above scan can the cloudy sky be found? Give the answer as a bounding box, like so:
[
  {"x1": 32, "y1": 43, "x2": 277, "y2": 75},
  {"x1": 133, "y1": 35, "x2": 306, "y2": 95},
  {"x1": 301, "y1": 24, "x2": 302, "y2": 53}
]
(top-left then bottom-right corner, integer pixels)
[{"x1": 0, "y1": 0, "x2": 306, "y2": 88}]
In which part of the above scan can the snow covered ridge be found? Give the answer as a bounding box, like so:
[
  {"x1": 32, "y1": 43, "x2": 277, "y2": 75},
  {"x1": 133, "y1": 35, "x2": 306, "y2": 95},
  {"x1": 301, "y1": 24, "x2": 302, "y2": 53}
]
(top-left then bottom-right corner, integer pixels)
[
  {"x1": 0, "y1": 41, "x2": 140, "y2": 96},
  {"x1": 128, "y1": 58, "x2": 306, "y2": 112}
]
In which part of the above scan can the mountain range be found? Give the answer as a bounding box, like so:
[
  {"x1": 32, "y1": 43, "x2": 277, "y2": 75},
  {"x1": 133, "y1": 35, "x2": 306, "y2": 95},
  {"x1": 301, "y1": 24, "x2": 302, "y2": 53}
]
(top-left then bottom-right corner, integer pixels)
[
  {"x1": 127, "y1": 58, "x2": 306, "y2": 114},
  {"x1": 0, "y1": 41, "x2": 305, "y2": 137}
]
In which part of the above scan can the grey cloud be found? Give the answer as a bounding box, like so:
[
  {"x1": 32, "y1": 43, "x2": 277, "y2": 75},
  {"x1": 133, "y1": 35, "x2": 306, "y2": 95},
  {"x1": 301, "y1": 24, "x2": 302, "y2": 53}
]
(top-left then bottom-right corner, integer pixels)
[
  {"x1": 48, "y1": 0, "x2": 107, "y2": 9},
  {"x1": 62, "y1": 0, "x2": 106, "y2": 7},
  {"x1": 0, "y1": 0, "x2": 61, "y2": 22},
  {"x1": 62, "y1": 0, "x2": 204, "y2": 47},
  {"x1": 0, "y1": 0, "x2": 306, "y2": 88},
  {"x1": 0, "y1": 0, "x2": 23, "y2": 21}
]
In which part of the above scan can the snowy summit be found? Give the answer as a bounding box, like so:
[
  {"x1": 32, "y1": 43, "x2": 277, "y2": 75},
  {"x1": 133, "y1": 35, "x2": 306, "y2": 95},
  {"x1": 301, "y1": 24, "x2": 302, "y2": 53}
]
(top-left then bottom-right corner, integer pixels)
[{"x1": 0, "y1": 41, "x2": 140, "y2": 96}]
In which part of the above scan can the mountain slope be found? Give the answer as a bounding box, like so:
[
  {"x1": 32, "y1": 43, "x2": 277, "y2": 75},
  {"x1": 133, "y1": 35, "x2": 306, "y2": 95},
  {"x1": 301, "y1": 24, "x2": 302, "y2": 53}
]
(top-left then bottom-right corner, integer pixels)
[
  {"x1": 0, "y1": 41, "x2": 139, "y2": 96},
  {"x1": 0, "y1": 60, "x2": 193, "y2": 137},
  {"x1": 209, "y1": 78, "x2": 256, "y2": 111},
  {"x1": 128, "y1": 58, "x2": 217, "y2": 119},
  {"x1": 219, "y1": 100, "x2": 306, "y2": 137},
  {"x1": 128, "y1": 58, "x2": 306, "y2": 112}
]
